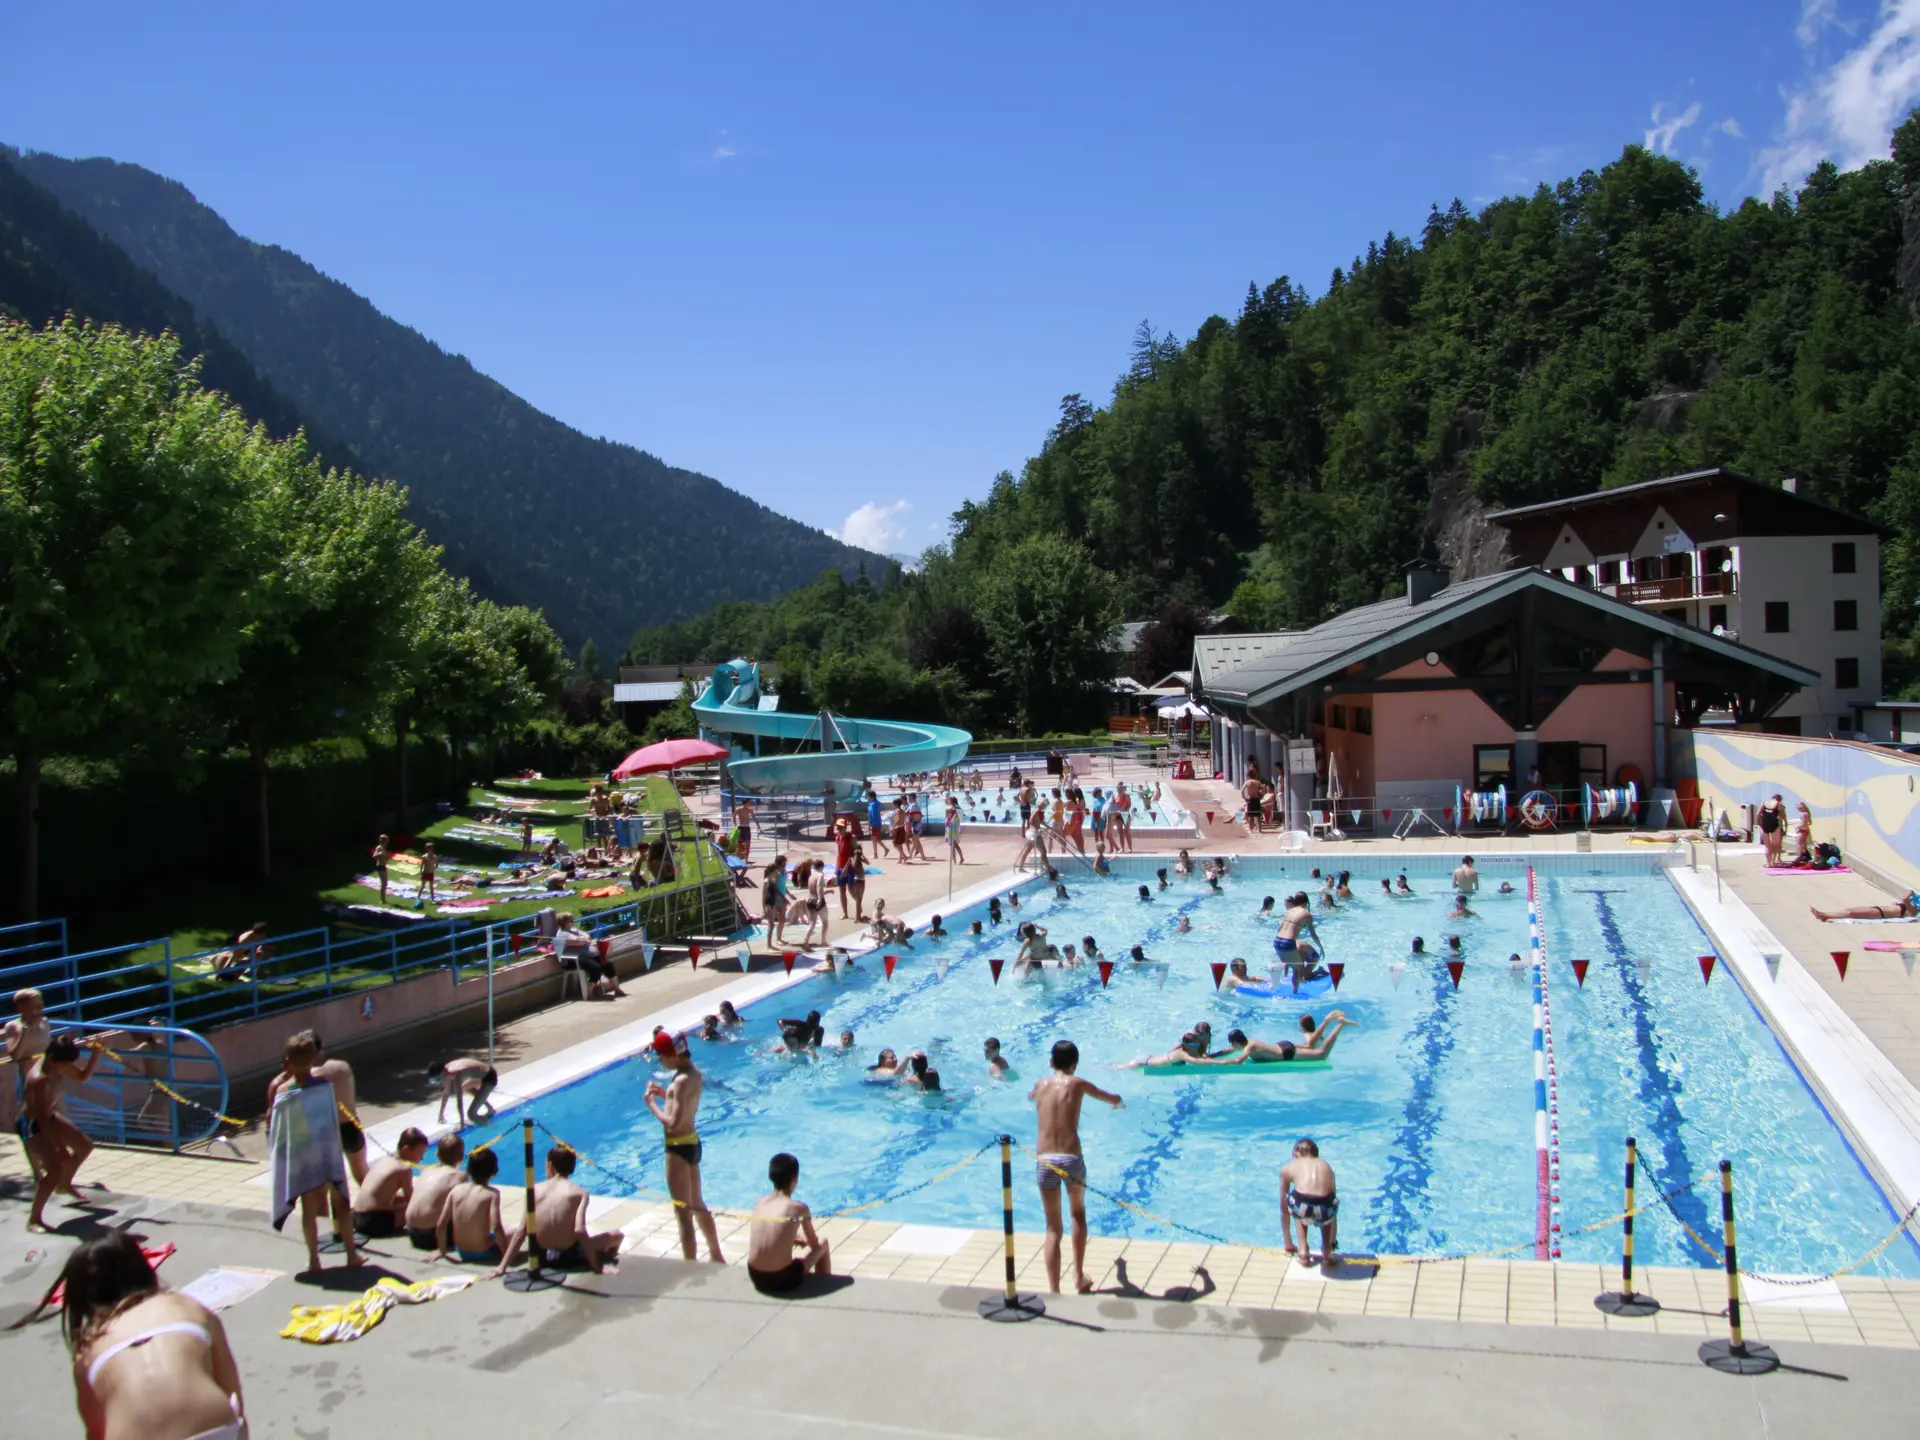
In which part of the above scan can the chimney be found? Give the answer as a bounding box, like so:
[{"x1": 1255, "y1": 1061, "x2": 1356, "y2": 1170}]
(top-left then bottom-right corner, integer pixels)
[
  {"x1": 1406, "y1": 559, "x2": 1450, "y2": 606},
  {"x1": 1781, "y1": 476, "x2": 1799, "y2": 494}
]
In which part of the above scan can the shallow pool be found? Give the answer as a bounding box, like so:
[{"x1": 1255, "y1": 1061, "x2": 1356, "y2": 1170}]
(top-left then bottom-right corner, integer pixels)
[{"x1": 466, "y1": 854, "x2": 1919, "y2": 1277}]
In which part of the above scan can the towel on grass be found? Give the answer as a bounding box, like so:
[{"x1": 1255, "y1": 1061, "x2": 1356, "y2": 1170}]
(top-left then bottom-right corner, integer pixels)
[
  {"x1": 437, "y1": 899, "x2": 496, "y2": 912},
  {"x1": 269, "y1": 1080, "x2": 349, "y2": 1233},
  {"x1": 281, "y1": 1274, "x2": 473, "y2": 1344},
  {"x1": 579, "y1": 885, "x2": 624, "y2": 898}
]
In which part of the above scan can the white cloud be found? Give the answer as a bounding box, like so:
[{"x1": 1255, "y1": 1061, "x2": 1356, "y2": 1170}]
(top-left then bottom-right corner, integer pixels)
[
  {"x1": 832, "y1": 499, "x2": 912, "y2": 553},
  {"x1": 1715, "y1": 116, "x2": 1745, "y2": 139},
  {"x1": 1645, "y1": 100, "x2": 1703, "y2": 154},
  {"x1": 1759, "y1": 0, "x2": 1920, "y2": 195},
  {"x1": 713, "y1": 145, "x2": 737, "y2": 160}
]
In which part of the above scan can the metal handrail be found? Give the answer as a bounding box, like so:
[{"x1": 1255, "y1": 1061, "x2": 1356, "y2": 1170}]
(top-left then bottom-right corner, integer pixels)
[{"x1": 40, "y1": 1018, "x2": 230, "y2": 1152}]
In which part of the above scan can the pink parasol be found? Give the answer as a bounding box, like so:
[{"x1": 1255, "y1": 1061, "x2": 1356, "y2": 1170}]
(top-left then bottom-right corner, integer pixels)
[{"x1": 610, "y1": 737, "x2": 730, "y2": 779}]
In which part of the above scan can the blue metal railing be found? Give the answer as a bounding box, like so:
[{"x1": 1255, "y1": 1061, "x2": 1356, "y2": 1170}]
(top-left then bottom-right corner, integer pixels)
[
  {"x1": 35, "y1": 1019, "x2": 231, "y2": 1151},
  {"x1": 0, "y1": 917, "x2": 71, "y2": 991},
  {"x1": 0, "y1": 886, "x2": 711, "y2": 1033}
]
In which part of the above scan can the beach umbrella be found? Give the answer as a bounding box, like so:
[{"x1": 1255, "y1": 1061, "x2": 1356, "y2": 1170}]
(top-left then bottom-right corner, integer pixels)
[{"x1": 610, "y1": 737, "x2": 730, "y2": 778}]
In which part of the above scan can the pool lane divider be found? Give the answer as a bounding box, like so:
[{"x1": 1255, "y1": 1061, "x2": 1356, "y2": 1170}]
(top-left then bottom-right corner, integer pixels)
[{"x1": 1527, "y1": 867, "x2": 1561, "y2": 1260}]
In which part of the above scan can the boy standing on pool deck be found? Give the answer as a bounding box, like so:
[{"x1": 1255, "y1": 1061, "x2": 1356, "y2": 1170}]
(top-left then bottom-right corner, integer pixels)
[
  {"x1": 1030, "y1": 1039, "x2": 1124, "y2": 1294},
  {"x1": 1280, "y1": 1138, "x2": 1338, "y2": 1266},
  {"x1": 644, "y1": 1030, "x2": 726, "y2": 1262}
]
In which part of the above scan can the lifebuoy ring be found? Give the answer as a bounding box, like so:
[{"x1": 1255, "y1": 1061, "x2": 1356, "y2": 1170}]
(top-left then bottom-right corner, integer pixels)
[{"x1": 1519, "y1": 790, "x2": 1557, "y2": 829}]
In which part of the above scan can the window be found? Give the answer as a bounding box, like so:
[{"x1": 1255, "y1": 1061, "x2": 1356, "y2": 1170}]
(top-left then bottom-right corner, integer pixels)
[
  {"x1": 1836, "y1": 657, "x2": 1860, "y2": 689},
  {"x1": 1708, "y1": 603, "x2": 1728, "y2": 632},
  {"x1": 1764, "y1": 601, "x2": 1790, "y2": 633},
  {"x1": 1833, "y1": 542, "x2": 1857, "y2": 574},
  {"x1": 1834, "y1": 599, "x2": 1858, "y2": 631},
  {"x1": 1352, "y1": 706, "x2": 1372, "y2": 735},
  {"x1": 1329, "y1": 704, "x2": 1346, "y2": 730}
]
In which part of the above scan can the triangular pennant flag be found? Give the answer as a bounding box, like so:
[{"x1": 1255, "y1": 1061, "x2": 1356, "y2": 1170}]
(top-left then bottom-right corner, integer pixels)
[
  {"x1": 1697, "y1": 953, "x2": 1715, "y2": 984},
  {"x1": 1571, "y1": 959, "x2": 1589, "y2": 988},
  {"x1": 884, "y1": 953, "x2": 898, "y2": 980},
  {"x1": 1351, "y1": 809, "x2": 1362, "y2": 825},
  {"x1": 1329, "y1": 962, "x2": 1344, "y2": 991},
  {"x1": 1763, "y1": 953, "x2": 1781, "y2": 982},
  {"x1": 989, "y1": 958, "x2": 1004, "y2": 985},
  {"x1": 1210, "y1": 960, "x2": 1227, "y2": 990},
  {"x1": 511, "y1": 933, "x2": 524, "y2": 957},
  {"x1": 1832, "y1": 949, "x2": 1850, "y2": 981},
  {"x1": 782, "y1": 950, "x2": 796, "y2": 974},
  {"x1": 689, "y1": 944, "x2": 701, "y2": 969},
  {"x1": 1388, "y1": 961, "x2": 1406, "y2": 990},
  {"x1": 1443, "y1": 806, "x2": 1453, "y2": 823},
  {"x1": 1381, "y1": 809, "x2": 1392, "y2": 823},
  {"x1": 737, "y1": 946, "x2": 752, "y2": 973},
  {"x1": 1446, "y1": 959, "x2": 1464, "y2": 989},
  {"x1": 1098, "y1": 959, "x2": 1113, "y2": 988},
  {"x1": 1903, "y1": 950, "x2": 1916, "y2": 980},
  {"x1": 1205, "y1": 810, "x2": 1215, "y2": 824}
]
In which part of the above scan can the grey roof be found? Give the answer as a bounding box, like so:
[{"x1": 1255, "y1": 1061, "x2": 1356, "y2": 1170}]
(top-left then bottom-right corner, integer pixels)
[
  {"x1": 1193, "y1": 631, "x2": 1299, "y2": 690},
  {"x1": 613, "y1": 681, "x2": 691, "y2": 704},
  {"x1": 1200, "y1": 566, "x2": 1818, "y2": 706},
  {"x1": 1118, "y1": 620, "x2": 1151, "y2": 653}
]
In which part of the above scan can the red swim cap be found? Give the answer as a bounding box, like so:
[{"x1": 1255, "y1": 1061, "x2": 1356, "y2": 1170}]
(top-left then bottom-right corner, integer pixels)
[{"x1": 652, "y1": 1030, "x2": 686, "y2": 1058}]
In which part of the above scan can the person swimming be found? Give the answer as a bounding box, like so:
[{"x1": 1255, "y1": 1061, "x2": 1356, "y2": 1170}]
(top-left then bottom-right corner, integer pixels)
[
  {"x1": 1138, "y1": 885, "x2": 1152, "y2": 902},
  {"x1": 1258, "y1": 896, "x2": 1276, "y2": 917}
]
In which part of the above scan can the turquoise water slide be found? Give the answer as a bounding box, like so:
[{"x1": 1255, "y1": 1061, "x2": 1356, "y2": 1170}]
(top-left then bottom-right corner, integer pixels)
[{"x1": 692, "y1": 659, "x2": 973, "y2": 797}]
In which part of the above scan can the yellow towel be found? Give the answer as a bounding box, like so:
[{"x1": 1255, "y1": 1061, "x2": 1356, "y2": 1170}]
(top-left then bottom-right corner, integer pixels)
[{"x1": 280, "y1": 1274, "x2": 472, "y2": 1344}]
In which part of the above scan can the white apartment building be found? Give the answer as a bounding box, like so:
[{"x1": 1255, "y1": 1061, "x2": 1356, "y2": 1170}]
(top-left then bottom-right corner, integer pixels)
[{"x1": 1488, "y1": 469, "x2": 1880, "y2": 736}]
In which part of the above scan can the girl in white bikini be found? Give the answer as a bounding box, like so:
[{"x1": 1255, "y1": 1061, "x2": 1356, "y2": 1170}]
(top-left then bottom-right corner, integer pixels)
[{"x1": 56, "y1": 1230, "x2": 248, "y2": 1439}]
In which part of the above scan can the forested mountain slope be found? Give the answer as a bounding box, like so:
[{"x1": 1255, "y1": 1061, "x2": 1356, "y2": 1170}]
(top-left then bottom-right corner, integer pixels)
[
  {"x1": 0, "y1": 153, "x2": 363, "y2": 472},
  {"x1": 10, "y1": 148, "x2": 883, "y2": 653}
]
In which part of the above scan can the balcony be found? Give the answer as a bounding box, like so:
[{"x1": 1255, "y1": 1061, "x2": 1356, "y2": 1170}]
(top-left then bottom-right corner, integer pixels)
[{"x1": 1600, "y1": 571, "x2": 1736, "y2": 605}]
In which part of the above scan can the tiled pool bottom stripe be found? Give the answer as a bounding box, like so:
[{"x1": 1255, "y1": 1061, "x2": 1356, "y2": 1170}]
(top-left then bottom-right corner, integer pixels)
[
  {"x1": 1528, "y1": 870, "x2": 1556, "y2": 1260},
  {"x1": 12, "y1": 1138, "x2": 1920, "y2": 1346}
]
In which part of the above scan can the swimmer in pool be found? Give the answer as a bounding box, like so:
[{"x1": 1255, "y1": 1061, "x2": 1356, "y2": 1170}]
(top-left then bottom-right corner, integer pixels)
[
  {"x1": 1335, "y1": 871, "x2": 1354, "y2": 900},
  {"x1": 1257, "y1": 896, "x2": 1276, "y2": 918},
  {"x1": 1273, "y1": 892, "x2": 1322, "y2": 969},
  {"x1": 1380, "y1": 878, "x2": 1393, "y2": 896},
  {"x1": 1157, "y1": 868, "x2": 1170, "y2": 890},
  {"x1": 1138, "y1": 885, "x2": 1152, "y2": 902},
  {"x1": 1129, "y1": 945, "x2": 1153, "y2": 964},
  {"x1": 1497, "y1": 881, "x2": 1515, "y2": 895},
  {"x1": 984, "y1": 1037, "x2": 1011, "y2": 1078},
  {"x1": 1119, "y1": 1031, "x2": 1208, "y2": 1069},
  {"x1": 1175, "y1": 850, "x2": 1193, "y2": 877},
  {"x1": 1410, "y1": 936, "x2": 1426, "y2": 956},
  {"x1": 1396, "y1": 874, "x2": 1414, "y2": 895},
  {"x1": 1055, "y1": 884, "x2": 1071, "y2": 901},
  {"x1": 1449, "y1": 894, "x2": 1475, "y2": 919},
  {"x1": 1219, "y1": 957, "x2": 1263, "y2": 994},
  {"x1": 1209, "y1": 1012, "x2": 1355, "y2": 1065}
]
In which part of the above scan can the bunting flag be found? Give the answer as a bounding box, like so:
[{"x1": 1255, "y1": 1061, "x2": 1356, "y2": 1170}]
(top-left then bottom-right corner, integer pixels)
[
  {"x1": 736, "y1": 946, "x2": 752, "y2": 973},
  {"x1": 1388, "y1": 961, "x2": 1406, "y2": 990},
  {"x1": 1903, "y1": 951, "x2": 1916, "y2": 980},
  {"x1": 510, "y1": 933, "x2": 524, "y2": 957},
  {"x1": 1442, "y1": 807, "x2": 1453, "y2": 823},
  {"x1": 689, "y1": 945, "x2": 701, "y2": 969},
  {"x1": 884, "y1": 953, "x2": 898, "y2": 980},
  {"x1": 1571, "y1": 959, "x2": 1589, "y2": 988},
  {"x1": 1328, "y1": 962, "x2": 1344, "y2": 991},
  {"x1": 1763, "y1": 953, "x2": 1781, "y2": 982},
  {"x1": 1697, "y1": 953, "x2": 1716, "y2": 984},
  {"x1": 782, "y1": 950, "x2": 796, "y2": 974},
  {"x1": 1350, "y1": 809, "x2": 1362, "y2": 825},
  {"x1": 1098, "y1": 959, "x2": 1114, "y2": 987},
  {"x1": 989, "y1": 958, "x2": 1004, "y2": 984},
  {"x1": 1381, "y1": 809, "x2": 1392, "y2": 823},
  {"x1": 1832, "y1": 949, "x2": 1850, "y2": 980},
  {"x1": 1210, "y1": 960, "x2": 1226, "y2": 989},
  {"x1": 1205, "y1": 810, "x2": 1215, "y2": 824},
  {"x1": 1446, "y1": 959, "x2": 1463, "y2": 989}
]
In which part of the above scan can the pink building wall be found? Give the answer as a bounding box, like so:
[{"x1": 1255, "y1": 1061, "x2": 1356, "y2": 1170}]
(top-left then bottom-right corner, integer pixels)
[
  {"x1": 1369, "y1": 689, "x2": 1511, "y2": 783},
  {"x1": 1536, "y1": 681, "x2": 1671, "y2": 785}
]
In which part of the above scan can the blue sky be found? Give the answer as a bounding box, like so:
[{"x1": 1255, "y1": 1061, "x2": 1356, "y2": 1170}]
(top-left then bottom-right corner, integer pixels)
[{"x1": 5, "y1": 2, "x2": 1918, "y2": 554}]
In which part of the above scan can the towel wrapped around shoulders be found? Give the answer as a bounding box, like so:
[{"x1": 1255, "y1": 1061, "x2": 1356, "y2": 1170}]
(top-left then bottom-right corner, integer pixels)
[{"x1": 270, "y1": 1079, "x2": 349, "y2": 1232}]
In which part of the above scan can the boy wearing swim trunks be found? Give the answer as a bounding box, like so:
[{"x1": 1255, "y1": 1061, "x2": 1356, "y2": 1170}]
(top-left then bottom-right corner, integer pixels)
[
  {"x1": 645, "y1": 1030, "x2": 725, "y2": 1262},
  {"x1": 747, "y1": 1152, "x2": 832, "y2": 1293},
  {"x1": 1279, "y1": 1138, "x2": 1338, "y2": 1266},
  {"x1": 1030, "y1": 1039, "x2": 1123, "y2": 1294}
]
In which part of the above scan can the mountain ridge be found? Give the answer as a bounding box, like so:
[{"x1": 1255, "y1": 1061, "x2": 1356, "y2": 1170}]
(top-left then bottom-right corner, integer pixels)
[{"x1": 8, "y1": 147, "x2": 885, "y2": 653}]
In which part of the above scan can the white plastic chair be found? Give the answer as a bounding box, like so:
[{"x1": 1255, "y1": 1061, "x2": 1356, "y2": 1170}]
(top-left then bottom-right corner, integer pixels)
[
  {"x1": 1276, "y1": 829, "x2": 1309, "y2": 853},
  {"x1": 1308, "y1": 809, "x2": 1335, "y2": 839}
]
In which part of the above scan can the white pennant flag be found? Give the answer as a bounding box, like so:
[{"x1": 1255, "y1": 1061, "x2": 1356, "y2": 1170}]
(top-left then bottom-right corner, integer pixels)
[
  {"x1": 936, "y1": 956, "x2": 949, "y2": 981},
  {"x1": 1351, "y1": 809, "x2": 1362, "y2": 826},
  {"x1": 1762, "y1": 953, "x2": 1781, "y2": 982},
  {"x1": 737, "y1": 946, "x2": 753, "y2": 973},
  {"x1": 1388, "y1": 961, "x2": 1406, "y2": 991},
  {"x1": 1902, "y1": 949, "x2": 1916, "y2": 981}
]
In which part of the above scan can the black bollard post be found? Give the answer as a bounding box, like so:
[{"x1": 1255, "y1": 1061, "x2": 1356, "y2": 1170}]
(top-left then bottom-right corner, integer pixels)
[
  {"x1": 1595, "y1": 1136, "x2": 1660, "y2": 1317},
  {"x1": 505, "y1": 1118, "x2": 561, "y2": 1293},
  {"x1": 1699, "y1": 1160, "x2": 1779, "y2": 1373},
  {"x1": 978, "y1": 1134, "x2": 1045, "y2": 1322}
]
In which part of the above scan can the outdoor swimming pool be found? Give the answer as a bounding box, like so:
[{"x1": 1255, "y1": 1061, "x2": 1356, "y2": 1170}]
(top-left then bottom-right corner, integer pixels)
[{"x1": 465, "y1": 854, "x2": 1920, "y2": 1278}]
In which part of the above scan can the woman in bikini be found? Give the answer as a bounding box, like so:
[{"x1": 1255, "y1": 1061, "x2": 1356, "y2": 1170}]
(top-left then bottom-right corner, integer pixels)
[
  {"x1": 1813, "y1": 892, "x2": 1920, "y2": 922},
  {"x1": 54, "y1": 1230, "x2": 247, "y2": 1440}
]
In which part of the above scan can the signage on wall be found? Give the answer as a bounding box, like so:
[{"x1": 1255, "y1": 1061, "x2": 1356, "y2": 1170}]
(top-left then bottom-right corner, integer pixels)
[{"x1": 1286, "y1": 741, "x2": 1317, "y2": 776}]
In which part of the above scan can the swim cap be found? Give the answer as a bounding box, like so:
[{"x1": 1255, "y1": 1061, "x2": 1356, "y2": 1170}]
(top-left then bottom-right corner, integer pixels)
[{"x1": 652, "y1": 1030, "x2": 688, "y2": 1058}]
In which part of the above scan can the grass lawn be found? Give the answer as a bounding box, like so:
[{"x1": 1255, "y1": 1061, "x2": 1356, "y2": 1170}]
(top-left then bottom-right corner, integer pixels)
[{"x1": 68, "y1": 774, "x2": 725, "y2": 988}]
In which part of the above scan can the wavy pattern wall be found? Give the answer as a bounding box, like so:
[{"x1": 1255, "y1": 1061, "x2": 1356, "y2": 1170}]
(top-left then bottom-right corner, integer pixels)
[{"x1": 1683, "y1": 731, "x2": 1920, "y2": 894}]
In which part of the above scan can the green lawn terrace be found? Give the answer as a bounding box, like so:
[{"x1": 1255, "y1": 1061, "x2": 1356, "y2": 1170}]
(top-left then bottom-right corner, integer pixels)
[{"x1": 44, "y1": 774, "x2": 737, "y2": 1034}]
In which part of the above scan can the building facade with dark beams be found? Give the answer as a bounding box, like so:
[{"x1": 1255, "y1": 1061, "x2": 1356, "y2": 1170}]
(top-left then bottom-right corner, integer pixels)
[{"x1": 1194, "y1": 562, "x2": 1817, "y2": 831}]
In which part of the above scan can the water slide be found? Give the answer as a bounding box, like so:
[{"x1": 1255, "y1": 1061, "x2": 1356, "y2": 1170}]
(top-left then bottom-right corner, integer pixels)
[{"x1": 692, "y1": 658, "x2": 973, "y2": 798}]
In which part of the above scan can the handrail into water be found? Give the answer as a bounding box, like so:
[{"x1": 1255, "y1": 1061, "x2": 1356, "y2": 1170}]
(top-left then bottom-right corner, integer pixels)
[{"x1": 41, "y1": 1018, "x2": 233, "y2": 1153}]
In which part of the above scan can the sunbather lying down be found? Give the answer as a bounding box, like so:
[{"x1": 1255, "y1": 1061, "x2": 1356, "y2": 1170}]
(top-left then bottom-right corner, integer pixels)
[
  {"x1": 1813, "y1": 892, "x2": 1919, "y2": 922},
  {"x1": 211, "y1": 923, "x2": 272, "y2": 979}
]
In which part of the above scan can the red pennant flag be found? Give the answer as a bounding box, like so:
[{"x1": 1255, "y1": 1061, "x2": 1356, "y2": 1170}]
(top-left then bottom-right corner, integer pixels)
[
  {"x1": 1697, "y1": 954, "x2": 1715, "y2": 984},
  {"x1": 1098, "y1": 959, "x2": 1113, "y2": 988},
  {"x1": 782, "y1": 950, "x2": 796, "y2": 974},
  {"x1": 511, "y1": 933, "x2": 523, "y2": 956},
  {"x1": 689, "y1": 945, "x2": 701, "y2": 969},
  {"x1": 597, "y1": 939, "x2": 612, "y2": 962},
  {"x1": 1210, "y1": 960, "x2": 1227, "y2": 989},
  {"x1": 1329, "y1": 962, "x2": 1344, "y2": 991},
  {"x1": 1832, "y1": 949, "x2": 1850, "y2": 980},
  {"x1": 884, "y1": 953, "x2": 898, "y2": 980},
  {"x1": 1446, "y1": 959, "x2": 1464, "y2": 989},
  {"x1": 989, "y1": 957, "x2": 1005, "y2": 984},
  {"x1": 1382, "y1": 809, "x2": 1392, "y2": 823},
  {"x1": 1205, "y1": 810, "x2": 1215, "y2": 824},
  {"x1": 1443, "y1": 806, "x2": 1453, "y2": 823},
  {"x1": 1571, "y1": 959, "x2": 1589, "y2": 988}
]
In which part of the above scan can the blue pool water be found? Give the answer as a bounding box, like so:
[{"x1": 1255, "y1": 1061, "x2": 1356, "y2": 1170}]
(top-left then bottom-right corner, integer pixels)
[
  {"x1": 467, "y1": 854, "x2": 1919, "y2": 1277},
  {"x1": 873, "y1": 785, "x2": 1193, "y2": 832}
]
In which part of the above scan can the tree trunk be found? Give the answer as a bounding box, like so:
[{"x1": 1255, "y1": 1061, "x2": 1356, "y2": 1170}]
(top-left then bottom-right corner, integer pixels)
[
  {"x1": 14, "y1": 748, "x2": 39, "y2": 922},
  {"x1": 250, "y1": 731, "x2": 273, "y2": 883},
  {"x1": 395, "y1": 713, "x2": 410, "y2": 830}
]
